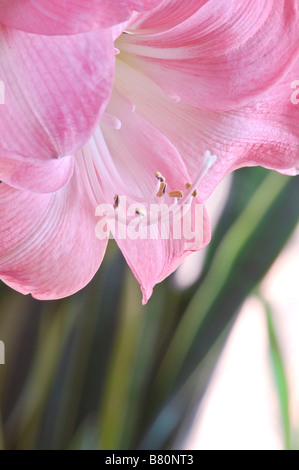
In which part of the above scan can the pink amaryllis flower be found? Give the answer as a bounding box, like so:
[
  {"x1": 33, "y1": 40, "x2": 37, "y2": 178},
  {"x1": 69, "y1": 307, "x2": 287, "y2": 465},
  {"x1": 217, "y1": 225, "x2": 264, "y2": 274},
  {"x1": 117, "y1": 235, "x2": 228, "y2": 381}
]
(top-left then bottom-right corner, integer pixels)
[{"x1": 0, "y1": 1, "x2": 298, "y2": 303}]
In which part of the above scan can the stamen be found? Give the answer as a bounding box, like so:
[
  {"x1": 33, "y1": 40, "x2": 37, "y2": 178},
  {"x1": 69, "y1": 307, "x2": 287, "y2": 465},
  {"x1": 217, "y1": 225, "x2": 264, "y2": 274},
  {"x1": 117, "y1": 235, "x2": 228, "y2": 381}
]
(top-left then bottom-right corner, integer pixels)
[
  {"x1": 180, "y1": 151, "x2": 217, "y2": 205},
  {"x1": 156, "y1": 182, "x2": 167, "y2": 198},
  {"x1": 155, "y1": 171, "x2": 166, "y2": 183},
  {"x1": 169, "y1": 190, "x2": 183, "y2": 199},
  {"x1": 113, "y1": 195, "x2": 120, "y2": 210},
  {"x1": 155, "y1": 171, "x2": 167, "y2": 199},
  {"x1": 83, "y1": 133, "x2": 217, "y2": 232},
  {"x1": 135, "y1": 207, "x2": 146, "y2": 218},
  {"x1": 185, "y1": 182, "x2": 198, "y2": 198},
  {"x1": 107, "y1": 151, "x2": 216, "y2": 229}
]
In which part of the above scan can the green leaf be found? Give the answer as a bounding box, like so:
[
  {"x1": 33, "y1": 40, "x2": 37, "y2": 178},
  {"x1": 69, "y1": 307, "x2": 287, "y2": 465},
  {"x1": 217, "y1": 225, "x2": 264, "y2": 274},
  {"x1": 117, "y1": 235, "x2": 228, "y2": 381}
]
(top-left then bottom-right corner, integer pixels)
[
  {"x1": 260, "y1": 294, "x2": 291, "y2": 450},
  {"x1": 141, "y1": 170, "x2": 299, "y2": 449}
]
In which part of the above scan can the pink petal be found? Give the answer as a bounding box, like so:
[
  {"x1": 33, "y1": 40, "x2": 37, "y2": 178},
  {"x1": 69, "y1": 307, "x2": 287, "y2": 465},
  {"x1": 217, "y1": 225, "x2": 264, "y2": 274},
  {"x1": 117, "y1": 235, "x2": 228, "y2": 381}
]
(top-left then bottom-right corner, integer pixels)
[
  {"x1": 100, "y1": 89, "x2": 194, "y2": 201},
  {"x1": 0, "y1": 25, "x2": 113, "y2": 161},
  {"x1": 129, "y1": 0, "x2": 209, "y2": 33},
  {"x1": 82, "y1": 94, "x2": 211, "y2": 303},
  {"x1": 0, "y1": 155, "x2": 74, "y2": 193},
  {"x1": 0, "y1": 0, "x2": 163, "y2": 35},
  {"x1": 0, "y1": 163, "x2": 107, "y2": 299},
  {"x1": 120, "y1": 0, "x2": 299, "y2": 110},
  {"x1": 114, "y1": 57, "x2": 299, "y2": 201},
  {"x1": 115, "y1": 204, "x2": 211, "y2": 304}
]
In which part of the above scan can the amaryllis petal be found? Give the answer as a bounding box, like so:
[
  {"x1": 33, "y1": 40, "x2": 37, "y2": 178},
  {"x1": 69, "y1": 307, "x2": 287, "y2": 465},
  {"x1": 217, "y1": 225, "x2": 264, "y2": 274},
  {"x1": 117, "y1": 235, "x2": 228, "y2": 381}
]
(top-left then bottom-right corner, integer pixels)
[
  {"x1": 0, "y1": 164, "x2": 107, "y2": 299},
  {"x1": 120, "y1": 0, "x2": 299, "y2": 110},
  {"x1": 115, "y1": 204, "x2": 211, "y2": 304},
  {"x1": 0, "y1": 26, "x2": 113, "y2": 162},
  {"x1": 100, "y1": 89, "x2": 195, "y2": 202},
  {"x1": 0, "y1": 0, "x2": 164, "y2": 35},
  {"x1": 0, "y1": 154, "x2": 74, "y2": 193},
  {"x1": 113, "y1": 58, "x2": 299, "y2": 201},
  {"x1": 129, "y1": 0, "x2": 209, "y2": 33}
]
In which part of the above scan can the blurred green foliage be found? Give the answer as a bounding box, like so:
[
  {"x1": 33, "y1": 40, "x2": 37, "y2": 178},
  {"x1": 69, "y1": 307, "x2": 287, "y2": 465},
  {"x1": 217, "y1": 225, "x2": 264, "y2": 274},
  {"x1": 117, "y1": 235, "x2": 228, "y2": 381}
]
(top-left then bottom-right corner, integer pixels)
[{"x1": 0, "y1": 168, "x2": 298, "y2": 450}]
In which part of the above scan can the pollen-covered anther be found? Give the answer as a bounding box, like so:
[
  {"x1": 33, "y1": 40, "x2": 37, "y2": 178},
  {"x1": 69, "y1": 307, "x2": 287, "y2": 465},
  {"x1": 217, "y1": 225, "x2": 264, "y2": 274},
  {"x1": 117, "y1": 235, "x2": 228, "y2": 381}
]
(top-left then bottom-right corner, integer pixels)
[
  {"x1": 113, "y1": 194, "x2": 120, "y2": 210},
  {"x1": 185, "y1": 183, "x2": 198, "y2": 198},
  {"x1": 135, "y1": 207, "x2": 147, "y2": 218},
  {"x1": 156, "y1": 181, "x2": 167, "y2": 198},
  {"x1": 169, "y1": 190, "x2": 183, "y2": 199},
  {"x1": 155, "y1": 171, "x2": 166, "y2": 183}
]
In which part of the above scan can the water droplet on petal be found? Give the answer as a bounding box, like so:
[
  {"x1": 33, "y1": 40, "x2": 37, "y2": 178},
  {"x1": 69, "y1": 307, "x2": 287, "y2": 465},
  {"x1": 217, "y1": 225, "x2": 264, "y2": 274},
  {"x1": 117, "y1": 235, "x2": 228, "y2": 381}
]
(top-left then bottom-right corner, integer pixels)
[
  {"x1": 169, "y1": 94, "x2": 181, "y2": 104},
  {"x1": 102, "y1": 113, "x2": 122, "y2": 130}
]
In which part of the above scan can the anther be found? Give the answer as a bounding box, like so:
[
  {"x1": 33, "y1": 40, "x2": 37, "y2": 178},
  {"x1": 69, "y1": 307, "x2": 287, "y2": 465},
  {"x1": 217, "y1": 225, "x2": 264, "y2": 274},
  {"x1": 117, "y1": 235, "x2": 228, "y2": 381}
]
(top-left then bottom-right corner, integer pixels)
[
  {"x1": 185, "y1": 182, "x2": 198, "y2": 197},
  {"x1": 156, "y1": 182, "x2": 167, "y2": 198},
  {"x1": 113, "y1": 194, "x2": 119, "y2": 210},
  {"x1": 155, "y1": 171, "x2": 166, "y2": 183},
  {"x1": 169, "y1": 190, "x2": 183, "y2": 199},
  {"x1": 135, "y1": 207, "x2": 146, "y2": 218},
  {"x1": 185, "y1": 183, "x2": 198, "y2": 197}
]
